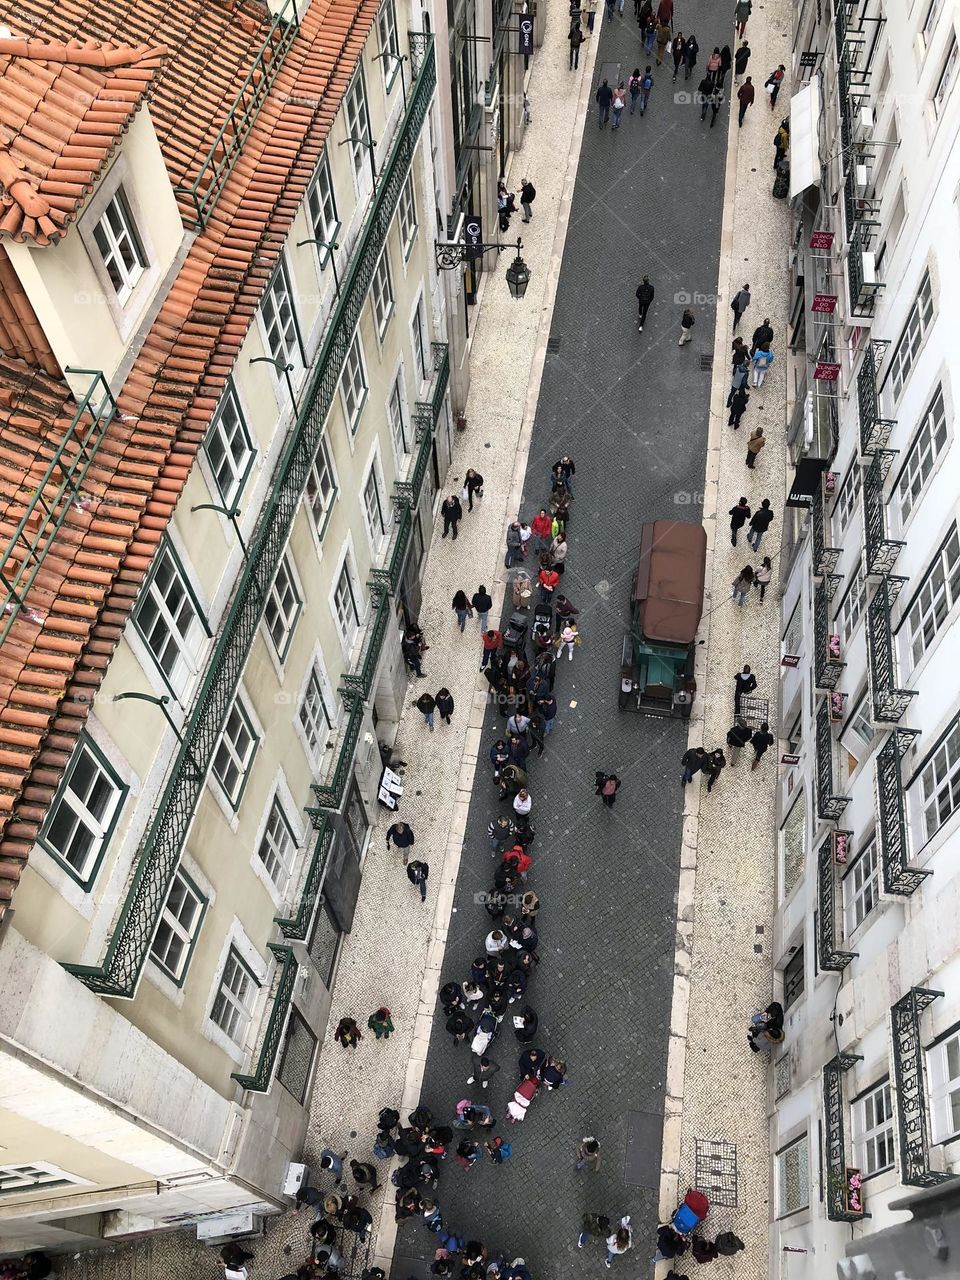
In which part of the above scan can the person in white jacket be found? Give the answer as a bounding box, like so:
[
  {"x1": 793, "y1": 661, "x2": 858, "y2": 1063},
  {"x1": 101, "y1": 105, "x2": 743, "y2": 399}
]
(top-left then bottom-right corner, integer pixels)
[{"x1": 605, "y1": 1216, "x2": 633, "y2": 1267}]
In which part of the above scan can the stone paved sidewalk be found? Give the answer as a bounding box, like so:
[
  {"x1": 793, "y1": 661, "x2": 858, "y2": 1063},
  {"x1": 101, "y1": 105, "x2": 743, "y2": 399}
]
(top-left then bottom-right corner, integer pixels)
[{"x1": 658, "y1": 0, "x2": 795, "y2": 1271}]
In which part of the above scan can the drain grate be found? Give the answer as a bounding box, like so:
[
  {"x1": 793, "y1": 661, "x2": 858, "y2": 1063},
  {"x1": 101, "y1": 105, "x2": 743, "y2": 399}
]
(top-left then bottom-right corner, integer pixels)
[
  {"x1": 700, "y1": 353, "x2": 713, "y2": 371},
  {"x1": 546, "y1": 335, "x2": 562, "y2": 354},
  {"x1": 694, "y1": 1137, "x2": 739, "y2": 1207}
]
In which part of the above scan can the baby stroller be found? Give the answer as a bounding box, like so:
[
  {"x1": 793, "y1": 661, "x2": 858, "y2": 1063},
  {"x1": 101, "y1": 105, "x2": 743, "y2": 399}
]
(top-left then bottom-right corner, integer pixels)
[
  {"x1": 503, "y1": 610, "x2": 529, "y2": 653},
  {"x1": 507, "y1": 1075, "x2": 539, "y2": 1124},
  {"x1": 531, "y1": 604, "x2": 553, "y2": 652},
  {"x1": 512, "y1": 571, "x2": 533, "y2": 609},
  {"x1": 671, "y1": 1188, "x2": 709, "y2": 1236}
]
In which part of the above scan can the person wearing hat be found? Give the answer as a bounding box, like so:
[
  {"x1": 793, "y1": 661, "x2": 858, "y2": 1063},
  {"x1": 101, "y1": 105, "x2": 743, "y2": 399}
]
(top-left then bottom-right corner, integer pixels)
[{"x1": 520, "y1": 179, "x2": 536, "y2": 222}]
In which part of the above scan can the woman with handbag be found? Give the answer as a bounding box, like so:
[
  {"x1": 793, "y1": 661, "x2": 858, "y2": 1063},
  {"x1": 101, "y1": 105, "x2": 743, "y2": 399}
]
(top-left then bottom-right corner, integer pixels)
[{"x1": 671, "y1": 32, "x2": 686, "y2": 79}]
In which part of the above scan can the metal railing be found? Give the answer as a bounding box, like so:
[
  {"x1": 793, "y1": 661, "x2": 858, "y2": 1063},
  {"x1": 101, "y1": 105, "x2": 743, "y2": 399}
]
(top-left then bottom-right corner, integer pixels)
[
  {"x1": 65, "y1": 36, "x2": 438, "y2": 999},
  {"x1": 0, "y1": 371, "x2": 117, "y2": 643},
  {"x1": 857, "y1": 341, "x2": 895, "y2": 455},
  {"x1": 822, "y1": 1052, "x2": 866, "y2": 1222},
  {"x1": 866, "y1": 577, "x2": 917, "y2": 723},
  {"x1": 811, "y1": 485, "x2": 841, "y2": 578},
  {"x1": 817, "y1": 840, "x2": 858, "y2": 971},
  {"x1": 863, "y1": 451, "x2": 903, "y2": 575},
  {"x1": 890, "y1": 988, "x2": 951, "y2": 1188},
  {"x1": 231, "y1": 943, "x2": 297, "y2": 1090},
  {"x1": 814, "y1": 581, "x2": 846, "y2": 691},
  {"x1": 816, "y1": 698, "x2": 850, "y2": 822},
  {"x1": 174, "y1": 0, "x2": 300, "y2": 230},
  {"x1": 275, "y1": 813, "x2": 333, "y2": 939},
  {"x1": 876, "y1": 728, "x2": 930, "y2": 896},
  {"x1": 847, "y1": 223, "x2": 882, "y2": 318}
]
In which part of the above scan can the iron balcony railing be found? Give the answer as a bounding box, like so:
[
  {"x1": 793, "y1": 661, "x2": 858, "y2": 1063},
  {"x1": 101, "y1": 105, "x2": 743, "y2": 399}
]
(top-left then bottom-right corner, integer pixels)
[
  {"x1": 857, "y1": 341, "x2": 895, "y2": 455},
  {"x1": 817, "y1": 840, "x2": 858, "y2": 971},
  {"x1": 823, "y1": 1052, "x2": 866, "y2": 1222},
  {"x1": 814, "y1": 580, "x2": 846, "y2": 691},
  {"x1": 811, "y1": 485, "x2": 841, "y2": 578},
  {"x1": 231, "y1": 943, "x2": 297, "y2": 1090},
  {"x1": 876, "y1": 728, "x2": 931, "y2": 896},
  {"x1": 890, "y1": 988, "x2": 951, "y2": 1188},
  {"x1": 0, "y1": 371, "x2": 117, "y2": 643},
  {"x1": 275, "y1": 813, "x2": 333, "y2": 940},
  {"x1": 65, "y1": 35, "x2": 438, "y2": 999},
  {"x1": 174, "y1": 0, "x2": 300, "y2": 230},
  {"x1": 847, "y1": 222, "x2": 883, "y2": 318},
  {"x1": 863, "y1": 451, "x2": 903, "y2": 575},
  {"x1": 816, "y1": 698, "x2": 851, "y2": 822},
  {"x1": 866, "y1": 577, "x2": 917, "y2": 723}
]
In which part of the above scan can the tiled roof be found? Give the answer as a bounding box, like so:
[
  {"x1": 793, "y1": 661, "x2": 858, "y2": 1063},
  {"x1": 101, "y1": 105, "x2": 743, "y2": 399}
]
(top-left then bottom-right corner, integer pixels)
[
  {"x1": 0, "y1": 37, "x2": 166, "y2": 246},
  {"x1": 0, "y1": 247, "x2": 61, "y2": 374},
  {"x1": 0, "y1": 0, "x2": 383, "y2": 918}
]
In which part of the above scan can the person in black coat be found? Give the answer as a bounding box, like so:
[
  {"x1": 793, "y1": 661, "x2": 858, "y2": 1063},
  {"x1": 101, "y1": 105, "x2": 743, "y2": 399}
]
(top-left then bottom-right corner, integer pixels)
[
  {"x1": 682, "y1": 33, "x2": 698, "y2": 78},
  {"x1": 729, "y1": 496, "x2": 751, "y2": 545},
  {"x1": 727, "y1": 385, "x2": 750, "y2": 428},
  {"x1": 733, "y1": 664, "x2": 757, "y2": 713},
  {"x1": 436, "y1": 688, "x2": 455, "y2": 725},
  {"x1": 750, "y1": 317, "x2": 774, "y2": 354},
  {"x1": 441, "y1": 494, "x2": 463, "y2": 539},
  {"x1": 513, "y1": 1006, "x2": 539, "y2": 1042},
  {"x1": 636, "y1": 276, "x2": 655, "y2": 330},
  {"x1": 464, "y1": 469, "x2": 484, "y2": 510}
]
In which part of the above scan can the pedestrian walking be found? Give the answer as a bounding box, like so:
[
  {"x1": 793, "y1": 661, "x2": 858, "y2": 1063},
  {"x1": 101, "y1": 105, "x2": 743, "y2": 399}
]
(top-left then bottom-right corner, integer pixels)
[
  {"x1": 737, "y1": 77, "x2": 755, "y2": 124},
  {"x1": 504, "y1": 521, "x2": 523, "y2": 569},
  {"x1": 452, "y1": 589, "x2": 473, "y2": 631},
  {"x1": 386, "y1": 820, "x2": 415, "y2": 863},
  {"x1": 773, "y1": 119, "x2": 789, "y2": 168},
  {"x1": 734, "y1": 0, "x2": 752, "y2": 35},
  {"x1": 730, "y1": 360, "x2": 748, "y2": 394},
  {"x1": 750, "y1": 316, "x2": 774, "y2": 353},
  {"x1": 436, "y1": 687, "x2": 455, "y2": 724},
  {"x1": 679, "y1": 306, "x2": 695, "y2": 344},
  {"x1": 555, "y1": 593, "x2": 580, "y2": 629},
  {"x1": 729, "y1": 496, "x2": 751, "y2": 545},
  {"x1": 481, "y1": 628, "x2": 503, "y2": 671},
  {"x1": 334, "y1": 1016, "x2": 362, "y2": 1048},
  {"x1": 578, "y1": 1214, "x2": 612, "y2": 1249},
  {"x1": 468, "y1": 1055, "x2": 501, "y2": 1088},
  {"x1": 612, "y1": 82, "x2": 626, "y2": 128},
  {"x1": 705, "y1": 45, "x2": 721, "y2": 82},
  {"x1": 402, "y1": 629, "x2": 426, "y2": 677},
  {"x1": 734, "y1": 38, "x2": 750, "y2": 78},
  {"x1": 731, "y1": 565, "x2": 754, "y2": 606},
  {"x1": 681, "y1": 745, "x2": 707, "y2": 785},
  {"x1": 726, "y1": 716, "x2": 752, "y2": 764},
  {"x1": 696, "y1": 73, "x2": 713, "y2": 119},
  {"x1": 718, "y1": 43, "x2": 732, "y2": 85},
  {"x1": 569, "y1": 18, "x2": 585, "y2": 66},
  {"x1": 605, "y1": 1217, "x2": 633, "y2": 1268},
  {"x1": 464, "y1": 468, "x2": 484, "y2": 510},
  {"x1": 628, "y1": 66, "x2": 642, "y2": 113},
  {"x1": 750, "y1": 720, "x2": 775, "y2": 769},
  {"x1": 639, "y1": 65, "x2": 654, "y2": 113},
  {"x1": 537, "y1": 692, "x2": 558, "y2": 735},
  {"x1": 595, "y1": 771, "x2": 621, "y2": 807},
  {"x1": 220, "y1": 1244, "x2": 254, "y2": 1273},
  {"x1": 732, "y1": 335, "x2": 748, "y2": 369},
  {"x1": 557, "y1": 621, "x2": 580, "y2": 660},
  {"x1": 553, "y1": 454, "x2": 576, "y2": 495},
  {"x1": 765, "y1": 63, "x2": 785, "y2": 107},
  {"x1": 441, "y1": 494, "x2": 462, "y2": 539},
  {"x1": 730, "y1": 282, "x2": 751, "y2": 328},
  {"x1": 728, "y1": 384, "x2": 750, "y2": 427},
  {"x1": 746, "y1": 427, "x2": 766, "y2": 469},
  {"x1": 585, "y1": 0, "x2": 598, "y2": 30},
  {"x1": 513, "y1": 788, "x2": 532, "y2": 823},
  {"x1": 531, "y1": 507, "x2": 553, "y2": 552},
  {"x1": 368, "y1": 1006, "x2": 395, "y2": 1039},
  {"x1": 319, "y1": 1148, "x2": 348, "y2": 1181},
  {"x1": 642, "y1": 13, "x2": 657, "y2": 54},
  {"x1": 550, "y1": 531, "x2": 568, "y2": 574},
  {"x1": 485, "y1": 1137, "x2": 513, "y2": 1164},
  {"x1": 733, "y1": 664, "x2": 757, "y2": 714},
  {"x1": 747, "y1": 497, "x2": 773, "y2": 548},
  {"x1": 655, "y1": 20, "x2": 670, "y2": 63},
  {"x1": 538, "y1": 564, "x2": 560, "y2": 604},
  {"x1": 637, "y1": 0, "x2": 652, "y2": 27},
  {"x1": 519, "y1": 178, "x2": 536, "y2": 222},
  {"x1": 596, "y1": 78, "x2": 613, "y2": 125},
  {"x1": 671, "y1": 32, "x2": 686, "y2": 78},
  {"x1": 636, "y1": 274, "x2": 655, "y2": 328},
  {"x1": 705, "y1": 748, "x2": 726, "y2": 793},
  {"x1": 747, "y1": 1000, "x2": 784, "y2": 1050},
  {"x1": 755, "y1": 555, "x2": 772, "y2": 601},
  {"x1": 750, "y1": 343, "x2": 774, "y2": 385},
  {"x1": 575, "y1": 1137, "x2": 602, "y2": 1171},
  {"x1": 682, "y1": 32, "x2": 698, "y2": 77},
  {"x1": 415, "y1": 690, "x2": 436, "y2": 731},
  {"x1": 407, "y1": 859, "x2": 429, "y2": 903},
  {"x1": 708, "y1": 83, "x2": 725, "y2": 126},
  {"x1": 472, "y1": 585, "x2": 492, "y2": 631},
  {"x1": 656, "y1": 0, "x2": 673, "y2": 25}
]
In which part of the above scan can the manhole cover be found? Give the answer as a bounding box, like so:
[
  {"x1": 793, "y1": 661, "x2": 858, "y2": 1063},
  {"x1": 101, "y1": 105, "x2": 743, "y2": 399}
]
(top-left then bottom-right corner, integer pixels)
[
  {"x1": 699, "y1": 353, "x2": 713, "y2": 371},
  {"x1": 694, "y1": 1137, "x2": 738, "y2": 1207},
  {"x1": 547, "y1": 335, "x2": 562, "y2": 354}
]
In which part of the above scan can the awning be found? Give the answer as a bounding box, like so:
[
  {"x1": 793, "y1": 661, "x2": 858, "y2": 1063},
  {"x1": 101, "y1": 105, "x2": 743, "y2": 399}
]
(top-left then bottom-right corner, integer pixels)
[{"x1": 789, "y1": 80, "x2": 821, "y2": 198}]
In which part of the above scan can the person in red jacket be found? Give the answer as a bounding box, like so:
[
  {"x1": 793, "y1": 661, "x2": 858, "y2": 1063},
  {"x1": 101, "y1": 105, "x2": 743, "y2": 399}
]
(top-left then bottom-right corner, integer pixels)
[
  {"x1": 737, "y1": 76, "x2": 755, "y2": 126},
  {"x1": 530, "y1": 508, "x2": 553, "y2": 551},
  {"x1": 538, "y1": 566, "x2": 560, "y2": 603},
  {"x1": 481, "y1": 629, "x2": 503, "y2": 672}
]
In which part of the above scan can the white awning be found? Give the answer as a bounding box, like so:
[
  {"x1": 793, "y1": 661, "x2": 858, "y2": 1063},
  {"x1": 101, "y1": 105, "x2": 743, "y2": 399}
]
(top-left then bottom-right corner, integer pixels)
[{"x1": 789, "y1": 80, "x2": 821, "y2": 199}]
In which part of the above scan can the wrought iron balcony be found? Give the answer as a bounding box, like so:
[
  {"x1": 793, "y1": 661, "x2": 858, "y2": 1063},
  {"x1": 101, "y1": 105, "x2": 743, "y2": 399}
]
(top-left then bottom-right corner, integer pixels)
[
  {"x1": 847, "y1": 222, "x2": 883, "y2": 318},
  {"x1": 876, "y1": 729, "x2": 931, "y2": 896},
  {"x1": 891, "y1": 988, "x2": 951, "y2": 1188},
  {"x1": 64, "y1": 35, "x2": 438, "y2": 999},
  {"x1": 863, "y1": 451, "x2": 903, "y2": 575},
  {"x1": 817, "y1": 841, "x2": 858, "y2": 971},
  {"x1": 866, "y1": 577, "x2": 917, "y2": 723},
  {"x1": 230, "y1": 943, "x2": 297, "y2": 1090},
  {"x1": 814, "y1": 581, "x2": 846, "y2": 691},
  {"x1": 275, "y1": 814, "x2": 333, "y2": 939},
  {"x1": 843, "y1": 171, "x2": 880, "y2": 251},
  {"x1": 811, "y1": 486, "x2": 841, "y2": 578},
  {"x1": 816, "y1": 698, "x2": 851, "y2": 822},
  {"x1": 857, "y1": 341, "x2": 895, "y2": 455},
  {"x1": 822, "y1": 1052, "x2": 866, "y2": 1222}
]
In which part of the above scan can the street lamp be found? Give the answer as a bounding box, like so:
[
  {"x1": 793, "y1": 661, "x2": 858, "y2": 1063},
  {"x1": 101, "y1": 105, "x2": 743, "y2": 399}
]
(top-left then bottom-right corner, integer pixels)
[
  {"x1": 297, "y1": 238, "x2": 341, "y2": 296},
  {"x1": 505, "y1": 248, "x2": 531, "y2": 300},
  {"x1": 434, "y1": 237, "x2": 531, "y2": 299},
  {"x1": 249, "y1": 354, "x2": 297, "y2": 404}
]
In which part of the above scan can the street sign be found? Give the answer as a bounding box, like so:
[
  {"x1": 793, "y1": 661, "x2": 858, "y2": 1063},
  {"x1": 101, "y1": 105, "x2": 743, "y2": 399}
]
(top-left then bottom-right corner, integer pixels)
[
  {"x1": 810, "y1": 230, "x2": 834, "y2": 249},
  {"x1": 781, "y1": 655, "x2": 801, "y2": 667},
  {"x1": 812, "y1": 293, "x2": 838, "y2": 313},
  {"x1": 814, "y1": 361, "x2": 841, "y2": 380},
  {"x1": 464, "y1": 215, "x2": 483, "y2": 260},
  {"x1": 519, "y1": 15, "x2": 534, "y2": 54},
  {"x1": 781, "y1": 753, "x2": 800, "y2": 765},
  {"x1": 799, "y1": 51, "x2": 819, "y2": 68},
  {"x1": 786, "y1": 456, "x2": 828, "y2": 508}
]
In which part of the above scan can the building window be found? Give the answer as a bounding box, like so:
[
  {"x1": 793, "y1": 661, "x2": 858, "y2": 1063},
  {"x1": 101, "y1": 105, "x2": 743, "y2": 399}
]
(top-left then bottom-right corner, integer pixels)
[
  {"x1": 775, "y1": 1135, "x2": 810, "y2": 1218},
  {"x1": 344, "y1": 71, "x2": 371, "y2": 177},
  {"x1": 278, "y1": 1008, "x2": 319, "y2": 1104},
  {"x1": 377, "y1": 0, "x2": 401, "y2": 92},
  {"x1": 339, "y1": 333, "x2": 368, "y2": 433},
  {"x1": 306, "y1": 439, "x2": 337, "y2": 539},
  {"x1": 40, "y1": 736, "x2": 126, "y2": 887},
  {"x1": 846, "y1": 692, "x2": 877, "y2": 755},
  {"x1": 0, "y1": 1163, "x2": 87, "y2": 1196},
  {"x1": 257, "y1": 795, "x2": 297, "y2": 887},
  {"x1": 299, "y1": 665, "x2": 335, "y2": 768},
  {"x1": 307, "y1": 153, "x2": 339, "y2": 266},
  {"x1": 852, "y1": 1079, "x2": 895, "y2": 1175},
  {"x1": 835, "y1": 560, "x2": 866, "y2": 644},
  {"x1": 211, "y1": 947, "x2": 260, "y2": 1044},
  {"x1": 887, "y1": 271, "x2": 934, "y2": 401},
  {"x1": 92, "y1": 187, "x2": 146, "y2": 304},
  {"x1": 212, "y1": 698, "x2": 259, "y2": 808},
  {"x1": 265, "y1": 554, "x2": 303, "y2": 660},
  {"x1": 261, "y1": 260, "x2": 304, "y2": 375},
  {"x1": 783, "y1": 946, "x2": 805, "y2": 1009},
  {"x1": 905, "y1": 524, "x2": 960, "y2": 667},
  {"x1": 411, "y1": 297, "x2": 429, "y2": 384},
  {"x1": 918, "y1": 710, "x2": 960, "y2": 842},
  {"x1": 832, "y1": 465, "x2": 862, "y2": 538},
  {"x1": 927, "y1": 1031, "x2": 960, "y2": 1144},
  {"x1": 370, "y1": 249, "x2": 395, "y2": 338},
  {"x1": 398, "y1": 174, "x2": 418, "y2": 257},
  {"x1": 333, "y1": 556, "x2": 362, "y2": 648},
  {"x1": 134, "y1": 542, "x2": 209, "y2": 701},
  {"x1": 150, "y1": 869, "x2": 207, "y2": 983},
  {"x1": 388, "y1": 371, "x2": 411, "y2": 455},
  {"x1": 843, "y1": 836, "x2": 880, "y2": 933},
  {"x1": 783, "y1": 598, "x2": 803, "y2": 655},
  {"x1": 920, "y1": 0, "x2": 944, "y2": 51},
  {"x1": 933, "y1": 35, "x2": 959, "y2": 116},
  {"x1": 205, "y1": 383, "x2": 255, "y2": 508},
  {"x1": 780, "y1": 797, "x2": 806, "y2": 899},
  {"x1": 363, "y1": 463, "x2": 387, "y2": 548},
  {"x1": 309, "y1": 897, "x2": 343, "y2": 986},
  {"x1": 895, "y1": 386, "x2": 947, "y2": 524}
]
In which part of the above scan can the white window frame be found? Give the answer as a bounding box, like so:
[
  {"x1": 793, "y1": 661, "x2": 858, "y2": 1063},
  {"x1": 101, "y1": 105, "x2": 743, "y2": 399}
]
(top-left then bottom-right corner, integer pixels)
[
  {"x1": 775, "y1": 1134, "x2": 810, "y2": 1218},
  {"x1": 887, "y1": 271, "x2": 934, "y2": 402},
  {"x1": 835, "y1": 560, "x2": 866, "y2": 644},
  {"x1": 917, "y1": 711, "x2": 960, "y2": 842},
  {"x1": 305, "y1": 438, "x2": 338, "y2": 542},
  {"x1": 932, "y1": 35, "x2": 959, "y2": 116},
  {"x1": 927, "y1": 1031, "x2": 960, "y2": 1144},
  {"x1": 919, "y1": 0, "x2": 944, "y2": 54},
  {"x1": 0, "y1": 1163, "x2": 91, "y2": 1196},
  {"x1": 40, "y1": 735, "x2": 126, "y2": 888},
  {"x1": 298, "y1": 660, "x2": 337, "y2": 769},
  {"x1": 398, "y1": 174, "x2": 418, "y2": 258},
  {"x1": 851, "y1": 1079, "x2": 896, "y2": 1175},
  {"x1": 264, "y1": 552, "x2": 303, "y2": 661},
  {"x1": 388, "y1": 367, "x2": 412, "y2": 456},
  {"x1": 133, "y1": 541, "x2": 210, "y2": 703},
  {"x1": 844, "y1": 691, "x2": 877, "y2": 758},
  {"x1": 210, "y1": 946, "x2": 261, "y2": 1045},
  {"x1": 843, "y1": 835, "x2": 881, "y2": 934},
  {"x1": 411, "y1": 294, "x2": 429, "y2": 386},
  {"x1": 211, "y1": 696, "x2": 260, "y2": 809},
  {"x1": 150, "y1": 868, "x2": 207, "y2": 983},
  {"x1": 905, "y1": 524, "x2": 960, "y2": 668},
  {"x1": 205, "y1": 381, "x2": 256, "y2": 508},
  {"x1": 344, "y1": 70, "x2": 371, "y2": 178},
  {"x1": 92, "y1": 186, "x2": 147, "y2": 305},
  {"x1": 339, "y1": 332, "x2": 368, "y2": 434},
  {"x1": 332, "y1": 551, "x2": 363, "y2": 650},
  {"x1": 256, "y1": 793, "x2": 298, "y2": 888},
  {"x1": 362, "y1": 457, "x2": 389, "y2": 552},
  {"x1": 832, "y1": 464, "x2": 862, "y2": 538},
  {"x1": 895, "y1": 385, "x2": 948, "y2": 525},
  {"x1": 307, "y1": 152, "x2": 340, "y2": 269},
  {"x1": 370, "y1": 248, "x2": 395, "y2": 339},
  {"x1": 260, "y1": 259, "x2": 305, "y2": 380},
  {"x1": 377, "y1": 0, "x2": 402, "y2": 92}
]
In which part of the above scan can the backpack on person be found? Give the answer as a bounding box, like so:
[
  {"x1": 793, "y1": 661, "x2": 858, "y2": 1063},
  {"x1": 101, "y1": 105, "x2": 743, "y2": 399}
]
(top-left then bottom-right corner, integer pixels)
[
  {"x1": 642, "y1": 73, "x2": 653, "y2": 89},
  {"x1": 629, "y1": 74, "x2": 642, "y2": 92}
]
